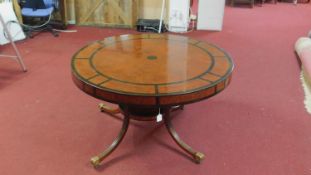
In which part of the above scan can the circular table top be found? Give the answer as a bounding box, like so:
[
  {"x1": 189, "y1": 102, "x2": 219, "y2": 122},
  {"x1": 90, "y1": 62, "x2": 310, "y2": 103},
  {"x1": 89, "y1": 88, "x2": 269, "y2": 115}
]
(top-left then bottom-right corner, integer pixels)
[{"x1": 71, "y1": 34, "x2": 234, "y2": 106}]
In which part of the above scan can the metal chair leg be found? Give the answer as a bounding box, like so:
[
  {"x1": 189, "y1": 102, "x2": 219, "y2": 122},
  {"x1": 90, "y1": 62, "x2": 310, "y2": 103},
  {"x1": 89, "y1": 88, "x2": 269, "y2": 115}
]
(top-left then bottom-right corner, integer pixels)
[{"x1": 0, "y1": 14, "x2": 27, "y2": 72}]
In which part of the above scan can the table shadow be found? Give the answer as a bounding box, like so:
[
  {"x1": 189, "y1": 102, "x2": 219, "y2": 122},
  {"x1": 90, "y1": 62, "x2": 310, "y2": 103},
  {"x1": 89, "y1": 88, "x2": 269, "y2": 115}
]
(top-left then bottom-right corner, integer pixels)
[{"x1": 153, "y1": 136, "x2": 195, "y2": 163}]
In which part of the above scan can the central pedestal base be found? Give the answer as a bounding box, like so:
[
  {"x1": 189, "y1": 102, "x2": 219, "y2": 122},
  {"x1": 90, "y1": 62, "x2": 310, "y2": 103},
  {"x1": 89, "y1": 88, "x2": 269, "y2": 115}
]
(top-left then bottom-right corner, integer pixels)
[
  {"x1": 118, "y1": 105, "x2": 184, "y2": 121},
  {"x1": 119, "y1": 104, "x2": 159, "y2": 120}
]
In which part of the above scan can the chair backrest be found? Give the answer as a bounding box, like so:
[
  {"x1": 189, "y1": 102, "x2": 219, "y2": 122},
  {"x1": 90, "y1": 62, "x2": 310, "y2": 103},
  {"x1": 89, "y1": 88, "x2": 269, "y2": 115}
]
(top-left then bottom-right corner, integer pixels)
[
  {"x1": 24, "y1": 0, "x2": 46, "y2": 9},
  {"x1": 43, "y1": 0, "x2": 54, "y2": 8},
  {"x1": 23, "y1": 0, "x2": 55, "y2": 9}
]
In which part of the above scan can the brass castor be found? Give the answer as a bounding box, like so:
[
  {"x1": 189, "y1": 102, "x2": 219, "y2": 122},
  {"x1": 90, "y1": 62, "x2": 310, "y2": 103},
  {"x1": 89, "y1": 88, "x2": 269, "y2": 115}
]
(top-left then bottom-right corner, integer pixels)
[
  {"x1": 193, "y1": 152, "x2": 205, "y2": 164},
  {"x1": 98, "y1": 103, "x2": 121, "y2": 114},
  {"x1": 89, "y1": 114, "x2": 130, "y2": 168},
  {"x1": 90, "y1": 156, "x2": 101, "y2": 168},
  {"x1": 98, "y1": 103, "x2": 108, "y2": 112}
]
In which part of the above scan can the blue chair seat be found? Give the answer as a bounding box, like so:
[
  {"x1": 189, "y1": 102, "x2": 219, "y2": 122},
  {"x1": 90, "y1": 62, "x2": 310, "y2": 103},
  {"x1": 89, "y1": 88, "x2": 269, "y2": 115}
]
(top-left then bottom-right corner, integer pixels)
[
  {"x1": 21, "y1": 7, "x2": 54, "y2": 17},
  {"x1": 21, "y1": 0, "x2": 59, "y2": 38}
]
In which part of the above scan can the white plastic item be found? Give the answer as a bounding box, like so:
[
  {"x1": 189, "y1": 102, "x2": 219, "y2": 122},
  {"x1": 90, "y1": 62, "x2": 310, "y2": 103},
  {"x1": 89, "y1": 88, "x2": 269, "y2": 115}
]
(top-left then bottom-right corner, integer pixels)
[
  {"x1": 168, "y1": 0, "x2": 190, "y2": 32},
  {"x1": 159, "y1": 0, "x2": 166, "y2": 33},
  {"x1": 197, "y1": 0, "x2": 225, "y2": 31},
  {"x1": 0, "y1": 1, "x2": 26, "y2": 45}
]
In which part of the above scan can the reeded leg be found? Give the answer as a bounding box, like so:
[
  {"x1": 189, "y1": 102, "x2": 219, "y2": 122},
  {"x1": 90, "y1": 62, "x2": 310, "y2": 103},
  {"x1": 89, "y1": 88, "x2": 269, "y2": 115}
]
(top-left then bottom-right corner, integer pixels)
[
  {"x1": 163, "y1": 108, "x2": 205, "y2": 163},
  {"x1": 99, "y1": 103, "x2": 121, "y2": 115},
  {"x1": 90, "y1": 112, "x2": 130, "y2": 168}
]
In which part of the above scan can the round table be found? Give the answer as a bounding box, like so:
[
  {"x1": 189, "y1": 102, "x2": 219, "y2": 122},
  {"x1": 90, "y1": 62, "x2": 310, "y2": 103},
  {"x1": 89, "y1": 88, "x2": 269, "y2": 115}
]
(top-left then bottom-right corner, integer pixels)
[{"x1": 71, "y1": 34, "x2": 234, "y2": 167}]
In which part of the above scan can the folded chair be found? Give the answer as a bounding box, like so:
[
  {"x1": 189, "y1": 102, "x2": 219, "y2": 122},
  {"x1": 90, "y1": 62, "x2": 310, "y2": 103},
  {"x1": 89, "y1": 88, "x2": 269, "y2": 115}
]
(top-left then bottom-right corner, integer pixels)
[
  {"x1": 21, "y1": 0, "x2": 59, "y2": 38},
  {"x1": 0, "y1": 13, "x2": 27, "y2": 72}
]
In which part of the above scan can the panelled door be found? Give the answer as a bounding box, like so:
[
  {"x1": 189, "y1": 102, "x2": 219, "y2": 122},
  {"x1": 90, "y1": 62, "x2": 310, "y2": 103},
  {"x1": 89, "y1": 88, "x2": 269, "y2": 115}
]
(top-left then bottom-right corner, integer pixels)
[{"x1": 74, "y1": 0, "x2": 139, "y2": 28}]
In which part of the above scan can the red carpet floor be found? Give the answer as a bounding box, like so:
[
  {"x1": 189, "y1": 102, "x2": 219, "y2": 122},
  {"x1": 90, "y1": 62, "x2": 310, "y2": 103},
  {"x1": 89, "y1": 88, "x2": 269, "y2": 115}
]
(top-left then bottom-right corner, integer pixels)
[{"x1": 1, "y1": 3, "x2": 311, "y2": 175}]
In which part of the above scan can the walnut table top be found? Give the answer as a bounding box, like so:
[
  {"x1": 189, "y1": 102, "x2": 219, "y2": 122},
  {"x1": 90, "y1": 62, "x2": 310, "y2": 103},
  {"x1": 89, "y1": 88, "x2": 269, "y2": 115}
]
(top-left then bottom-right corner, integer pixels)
[{"x1": 71, "y1": 34, "x2": 234, "y2": 107}]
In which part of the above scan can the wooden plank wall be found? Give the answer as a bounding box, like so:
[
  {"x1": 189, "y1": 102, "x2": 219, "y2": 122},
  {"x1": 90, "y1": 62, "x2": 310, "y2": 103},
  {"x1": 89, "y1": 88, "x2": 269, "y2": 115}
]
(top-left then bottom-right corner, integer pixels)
[
  {"x1": 139, "y1": 0, "x2": 169, "y2": 22},
  {"x1": 73, "y1": 0, "x2": 139, "y2": 28},
  {"x1": 0, "y1": 0, "x2": 171, "y2": 28},
  {"x1": 64, "y1": 0, "x2": 168, "y2": 28},
  {"x1": 2, "y1": 0, "x2": 138, "y2": 27}
]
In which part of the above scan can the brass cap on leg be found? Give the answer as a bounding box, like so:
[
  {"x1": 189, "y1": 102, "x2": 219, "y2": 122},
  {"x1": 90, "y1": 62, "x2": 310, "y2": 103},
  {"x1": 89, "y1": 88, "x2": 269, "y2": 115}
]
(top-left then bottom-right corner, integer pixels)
[
  {"x1": 98, "y1": 103, "x2": 106, "y2": 112},
  {"x1": 193, "y1": 152, "x2": 205, "y2": 164},
  {"x1": 90, "y1": 156, "x2": 101, "y2": 168}
]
